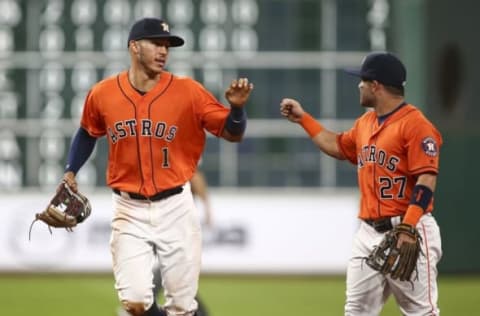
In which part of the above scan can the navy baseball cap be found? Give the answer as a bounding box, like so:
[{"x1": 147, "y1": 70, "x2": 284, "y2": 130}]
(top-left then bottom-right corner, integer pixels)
[
  {"x1": 345, "y1": 52, "x2": 406, "y2": 88},
  {"x1": 127, "y1": 18, "x2": 184, "y2": 47}
]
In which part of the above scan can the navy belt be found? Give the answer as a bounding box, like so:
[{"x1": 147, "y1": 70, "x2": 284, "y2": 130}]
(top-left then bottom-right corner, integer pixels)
[
  {"x1": 364, "y1": 216, "x2": 403, "y2": 233},
  {"x1": 113, "y1": 186, "x2": 183, "y2": 201}
]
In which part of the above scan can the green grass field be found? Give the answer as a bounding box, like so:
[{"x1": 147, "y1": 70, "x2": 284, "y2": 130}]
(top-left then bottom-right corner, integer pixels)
[{"x1": 0, "y1": 274, "x2": 478, "y2": 315}]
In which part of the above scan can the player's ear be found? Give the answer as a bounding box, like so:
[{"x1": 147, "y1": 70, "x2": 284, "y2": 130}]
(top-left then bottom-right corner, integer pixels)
[
  {"x1": 129, "y1": 40, "x2": 139, "y2": 52},
  {"x1": 370, "y1": 80, "x2": 382, "y2": 91}
]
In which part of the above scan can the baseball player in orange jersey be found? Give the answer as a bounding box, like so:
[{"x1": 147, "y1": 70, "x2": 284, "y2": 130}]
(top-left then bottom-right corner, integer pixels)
[
  {"x1": 61, "y1": 17, "x2": 253, "y2": 316},
  {"x1": 280, "y1": 52, "x2": 442, "y2": 315}
]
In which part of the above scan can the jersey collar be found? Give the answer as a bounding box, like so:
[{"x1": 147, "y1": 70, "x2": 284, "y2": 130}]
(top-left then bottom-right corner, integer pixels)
[
  {"x1": 119, "y1": 70, "x2": 173, "y2": 102},
  {"x1": 377, "y1": 101, "x2": 407, "y2": 124}
]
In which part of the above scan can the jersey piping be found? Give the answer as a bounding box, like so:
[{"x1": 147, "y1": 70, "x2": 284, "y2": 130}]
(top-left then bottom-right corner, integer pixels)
[
  {"x1": 116, "y1": 74, "x2": 144, "y2": 194},
  {"x1": 147, "y1": 75, "x2": 174, "y2": 193}
]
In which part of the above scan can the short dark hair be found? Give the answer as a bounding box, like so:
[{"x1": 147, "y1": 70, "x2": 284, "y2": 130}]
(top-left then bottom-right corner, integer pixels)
[{"x1": 384, "y1": 84, "x2": 404, "y2": 96}]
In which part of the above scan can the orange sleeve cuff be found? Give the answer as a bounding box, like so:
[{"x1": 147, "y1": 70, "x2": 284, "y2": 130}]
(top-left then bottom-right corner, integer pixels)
[
  {"x1": 403, "y1": 204, "x2": 424, "y2": 226},
  {"x1": 300, "y1": 113, "x2": 324, "y2": 138}
]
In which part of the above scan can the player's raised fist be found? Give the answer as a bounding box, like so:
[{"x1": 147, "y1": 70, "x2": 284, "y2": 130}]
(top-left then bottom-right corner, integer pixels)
[
  {"x1": 225, "y1": 77, "x2": 254, "y2": 108},
  {"x1": 280, "y1": 98, "x2": 305, "y2": 123}
]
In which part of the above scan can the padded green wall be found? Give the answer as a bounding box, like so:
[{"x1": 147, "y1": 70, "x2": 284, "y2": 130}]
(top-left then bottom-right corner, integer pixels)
[
  {"x1": 425, "y1": 0, "x2": 479, "y2": 273},
  {"x1": 392, "y1": 0, "x2": 479, "y2": 273}
]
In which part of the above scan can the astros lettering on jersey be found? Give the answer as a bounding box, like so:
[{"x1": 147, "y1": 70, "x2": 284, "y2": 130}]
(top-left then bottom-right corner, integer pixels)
[
  {"x1": 81, "y1": 71, "x2": 230, "y2": 196},
  {"x1": 337, "y1": 104, "x2": 443, "y2": 220}
]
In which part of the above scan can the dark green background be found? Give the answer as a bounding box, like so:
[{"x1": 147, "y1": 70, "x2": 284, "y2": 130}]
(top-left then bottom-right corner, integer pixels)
[{"x1": 391, "y1": 0, "x2": 480, "y2": 273}]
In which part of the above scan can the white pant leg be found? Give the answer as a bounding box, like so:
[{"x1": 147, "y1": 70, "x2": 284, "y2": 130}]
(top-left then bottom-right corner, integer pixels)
[
  {"x1": 345, "y1": 221, "x2": 390, "y2": 316},
  {"x1": 151, "y1": 183, "x2": 202, "y2": 316},
  {"x1": 110, "y1": 194, "x2": 157, "y2": 311},
  {"x1": 389, "y1": 214, "x2": 442, "y2": 316}
]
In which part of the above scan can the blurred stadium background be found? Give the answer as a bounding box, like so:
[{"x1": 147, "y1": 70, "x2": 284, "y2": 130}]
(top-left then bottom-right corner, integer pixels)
[{"x1": 0, "y1": 0, "x2": 479, "y2": 315}]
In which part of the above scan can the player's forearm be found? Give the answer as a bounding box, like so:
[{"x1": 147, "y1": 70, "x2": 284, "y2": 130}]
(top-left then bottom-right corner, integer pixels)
[
  {"x1": 225, "y1": 107, "x2": 246, "y2": 132},
  {"x1": 300, "y1": 113, "x2": 343, "y2": 159},
  {"x1": 403, "y1": 173, "x2": 437, "y2": 226},
  {"x1": 191, "y1": 171, "x2": 208, "y2": 197},
  {"x1": 221, "y1": 128, "x2": 244, "y2": 142},
  {"x1": 312, "y1": 130, "x2": 344, "y2": 159},
  {"x1": 222, "y1": 107, "x2": 247, "y2": 142},
  {"x1": 414, "y1": 173, "x2": 437, "y2": 191},
  {"x1": 64, "y1": 127, "x2": 97, "y2": 174}
]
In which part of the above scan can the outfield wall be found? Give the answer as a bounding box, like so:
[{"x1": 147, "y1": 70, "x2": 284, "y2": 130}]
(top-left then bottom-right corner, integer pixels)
[{"x1": 0, "y1": 189, "x2": 359, "y2": 274}]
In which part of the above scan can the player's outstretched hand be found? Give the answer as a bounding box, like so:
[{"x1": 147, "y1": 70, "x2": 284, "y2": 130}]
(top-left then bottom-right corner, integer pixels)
[
  {"x1": 225, "y1": 78, "x2": 254, "y2": 108},
  {"x1": 280, "y1": 98, "x2": 305, "y2": 123}
]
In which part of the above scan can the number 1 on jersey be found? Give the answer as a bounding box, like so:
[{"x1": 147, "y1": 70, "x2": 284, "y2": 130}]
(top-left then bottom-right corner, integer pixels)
[{"x1": 161, "y1": 147, "x2": 170, "y2": 168}]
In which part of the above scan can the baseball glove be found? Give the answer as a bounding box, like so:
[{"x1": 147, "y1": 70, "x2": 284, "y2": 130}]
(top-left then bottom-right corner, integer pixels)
[
  {"x1": 29, "y1": 181, "x2": 92, "y2": 239},
  {"x1": 366, "y1": 223, "x2": 422, "y2": 281}
]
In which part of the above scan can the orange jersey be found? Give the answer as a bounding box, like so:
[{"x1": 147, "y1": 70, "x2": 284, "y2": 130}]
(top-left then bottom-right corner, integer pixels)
[
  {"x1": 337, "y1": 104, "x2": 442, "y2": 220},
  {"x1": 80, "y1": 71, "x2": 229, "y2": 196}
]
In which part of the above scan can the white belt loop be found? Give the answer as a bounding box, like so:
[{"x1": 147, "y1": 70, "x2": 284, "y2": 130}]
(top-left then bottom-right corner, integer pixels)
[
  {"x1": 391, "y1": 215, "x2": 402, "y2": 227},
  {"x1": 120, "y1": 191, "x2": 130, "y2": 199}
]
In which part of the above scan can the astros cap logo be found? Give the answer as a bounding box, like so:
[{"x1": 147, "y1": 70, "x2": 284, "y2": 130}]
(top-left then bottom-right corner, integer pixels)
[{"x1": 161, "y1": 22, "x2": 169, "y2": 32}]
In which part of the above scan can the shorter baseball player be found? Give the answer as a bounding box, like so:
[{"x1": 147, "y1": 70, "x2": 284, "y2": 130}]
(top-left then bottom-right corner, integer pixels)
[{"x1": 280, "y1": 52, "x2": 442, "y2": 315}]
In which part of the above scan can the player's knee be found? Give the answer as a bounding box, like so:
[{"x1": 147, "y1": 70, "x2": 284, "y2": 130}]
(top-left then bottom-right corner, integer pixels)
[
  {"x1": 345, "y1": 301, "x2": 380, "y2": 316},
  {"x1": 122, "y1": 301, "x2": 145, "y2": 316}
]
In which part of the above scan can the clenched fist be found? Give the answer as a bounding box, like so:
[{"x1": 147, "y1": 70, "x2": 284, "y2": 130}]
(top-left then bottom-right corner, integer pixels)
[{"x1": 280, "y1": 98, "x2": 306, "y2": 123}]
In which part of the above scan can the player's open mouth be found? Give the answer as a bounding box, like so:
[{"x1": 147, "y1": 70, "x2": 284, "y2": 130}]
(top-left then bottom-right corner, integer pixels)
[{"x1": 154, "y1": 59, "x2": 165, "y2": 67}]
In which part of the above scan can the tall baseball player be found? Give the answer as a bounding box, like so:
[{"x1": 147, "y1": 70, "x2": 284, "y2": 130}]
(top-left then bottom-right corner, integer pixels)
[
  {"x1": 280, "y1": 52, "x2": 442, "y2": 315},
  {"x1": 61, "y1": 17, "x2": 253, "y2": 316}
]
